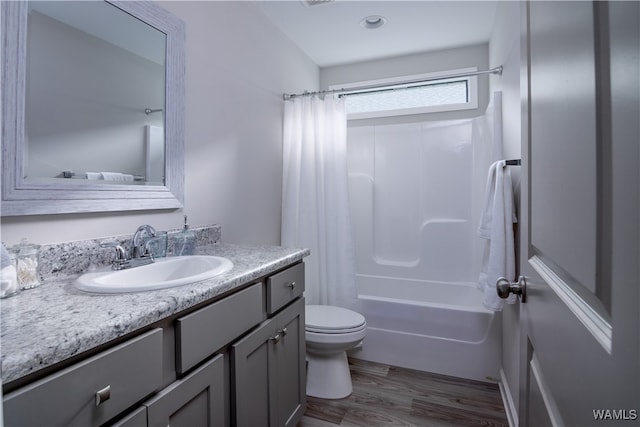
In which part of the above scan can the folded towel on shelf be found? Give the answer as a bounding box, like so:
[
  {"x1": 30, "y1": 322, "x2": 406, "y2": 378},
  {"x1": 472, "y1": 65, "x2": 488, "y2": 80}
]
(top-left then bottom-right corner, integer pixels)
[
  {"x1": 86, "y1": 172, "x2": 101, "y2": 180},
  {"x1": 100, "y1": 172, "x2": 134, "y2": 181},
  {"x1": 477, "y1": 160, "x2": 518, "y2": 311}
]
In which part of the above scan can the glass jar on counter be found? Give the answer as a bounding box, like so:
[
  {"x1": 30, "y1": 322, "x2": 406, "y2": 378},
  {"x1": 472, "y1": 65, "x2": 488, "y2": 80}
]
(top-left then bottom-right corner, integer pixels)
[
  {"x1": 147, "y1": 231, "x2": 168, "y2": 259},
  {"x1": 15, "y1": 239, "x2": 41, "y2": 290}
]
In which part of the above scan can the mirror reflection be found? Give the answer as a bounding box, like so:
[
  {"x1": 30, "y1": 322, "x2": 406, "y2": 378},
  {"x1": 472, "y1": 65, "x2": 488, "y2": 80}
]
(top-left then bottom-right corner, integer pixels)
[{"x1": 25, "y1": 1, "x2": 166, "y2": 185}]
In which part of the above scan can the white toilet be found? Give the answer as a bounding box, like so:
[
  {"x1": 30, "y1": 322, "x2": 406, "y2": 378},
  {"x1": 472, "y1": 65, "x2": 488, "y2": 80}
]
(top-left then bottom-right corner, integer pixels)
[{"x1": 305, "y1": 305, "x2": 367, "y2": 399}]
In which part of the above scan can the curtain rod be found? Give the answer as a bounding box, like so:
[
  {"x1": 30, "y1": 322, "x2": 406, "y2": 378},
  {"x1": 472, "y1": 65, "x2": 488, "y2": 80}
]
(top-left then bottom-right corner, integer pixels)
[{"x1": 283, "y1": 66, "x2": 503, "y2": 101}]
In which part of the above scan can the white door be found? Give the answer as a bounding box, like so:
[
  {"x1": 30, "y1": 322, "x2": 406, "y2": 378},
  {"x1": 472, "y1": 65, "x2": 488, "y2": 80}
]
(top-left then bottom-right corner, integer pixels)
[{"x1": 518, "y1": 1, "x2": 639, "y2": 426}]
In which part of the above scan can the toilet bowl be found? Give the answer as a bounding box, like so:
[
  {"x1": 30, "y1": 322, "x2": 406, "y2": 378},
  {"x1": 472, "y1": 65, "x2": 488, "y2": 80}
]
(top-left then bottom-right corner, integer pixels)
[{"x1": 305, "y1": 305, "x2": 367, "y2": 399}]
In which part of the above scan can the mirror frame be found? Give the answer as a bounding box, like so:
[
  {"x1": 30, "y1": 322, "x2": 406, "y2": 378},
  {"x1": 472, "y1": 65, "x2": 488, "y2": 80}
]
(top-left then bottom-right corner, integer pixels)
[{"x1": 1, "y1": 1, "x2": 185, "y2": 216}]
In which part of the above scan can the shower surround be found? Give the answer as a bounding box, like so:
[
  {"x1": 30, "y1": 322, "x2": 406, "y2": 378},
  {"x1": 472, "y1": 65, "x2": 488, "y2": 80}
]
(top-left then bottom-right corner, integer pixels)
[{"x1": 347, "y1": 113, "x2": 501, "y2": 382}]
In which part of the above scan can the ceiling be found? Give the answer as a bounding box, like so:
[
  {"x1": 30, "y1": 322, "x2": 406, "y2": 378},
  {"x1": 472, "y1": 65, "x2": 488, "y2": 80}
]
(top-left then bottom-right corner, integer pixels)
[{"x1": 256, "y1": 0, "x2": 499, "y2": 68}]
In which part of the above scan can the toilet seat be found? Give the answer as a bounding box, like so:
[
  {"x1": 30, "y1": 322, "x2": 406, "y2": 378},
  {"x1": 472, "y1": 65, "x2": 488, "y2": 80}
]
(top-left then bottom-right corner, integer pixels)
[{"x1": 306, "y1": 305, "x2": 366, "y2": 334}]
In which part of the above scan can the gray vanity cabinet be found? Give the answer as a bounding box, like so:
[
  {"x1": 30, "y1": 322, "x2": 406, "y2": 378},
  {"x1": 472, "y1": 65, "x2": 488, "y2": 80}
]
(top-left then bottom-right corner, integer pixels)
[
  {"x1": 135, "y1": 282, "x2": 264, "y2": 427},
  {"x1": 232, "y1": 286, "x2": 306, "y2": 427},
  {"x1": 175, "y1": 283, "x2": 264, "y2": 375},
  {"x1": 271, "y1": 297, "x2": 306, "y2": 427},
  {"x1": 266, "y1": 262, "x2": 305, "y2": 315},
  {"x1": 110, "y1": 407, "x2": 148, "y2": 427},
  {"x1": 2, "y1": 328, "x2": 163, "y2": 427},
  {"x1": 2, "y1": 262, "x2": 307, "y2": 427},
  {"x1": 144, "y1": 354, "x2": 226, "y2": 427}
]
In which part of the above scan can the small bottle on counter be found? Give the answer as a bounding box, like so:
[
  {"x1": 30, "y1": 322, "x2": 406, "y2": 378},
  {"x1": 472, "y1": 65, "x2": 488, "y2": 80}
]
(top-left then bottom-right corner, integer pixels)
[
  {"x1": 174, "y1": 216, "x2": 196, "y2": 256},
  {"x1": 15, "y1": 238, "x2": 41, "y2": 290}
]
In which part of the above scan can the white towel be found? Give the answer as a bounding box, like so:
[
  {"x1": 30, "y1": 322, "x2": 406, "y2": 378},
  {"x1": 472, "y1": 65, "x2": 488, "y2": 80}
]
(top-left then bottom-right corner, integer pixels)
[
  {"x1": 1, "y1": 264, "x2": 19, "y2": 297},
  {"x1": 1, "y1": 244, "x2": 19, "y2": 297},
  {"x1": 100, "y1": 172, "x2": 133, "y2": 181},
  {"x1": 477, "y1": 160, "x2": 517, "y2": 311},
  {"x1": 86, "y1": 172, "x2": 101, "y2": 180}
]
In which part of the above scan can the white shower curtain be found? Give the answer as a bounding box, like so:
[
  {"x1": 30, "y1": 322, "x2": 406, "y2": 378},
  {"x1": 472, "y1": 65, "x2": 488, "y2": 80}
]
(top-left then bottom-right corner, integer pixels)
[{"x1": 281, "y1": 95, "x2": 357, "y2": 307}]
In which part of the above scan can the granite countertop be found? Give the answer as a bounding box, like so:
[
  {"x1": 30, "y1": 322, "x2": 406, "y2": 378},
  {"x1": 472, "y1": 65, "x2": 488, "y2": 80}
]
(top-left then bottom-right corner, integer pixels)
[{"x1": 0, "y1": 243, "x2": 309, "y2": 385}]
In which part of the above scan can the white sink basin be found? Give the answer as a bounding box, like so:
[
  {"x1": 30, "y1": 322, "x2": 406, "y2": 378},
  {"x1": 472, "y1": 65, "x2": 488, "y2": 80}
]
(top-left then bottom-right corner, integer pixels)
[{"x1": 75, "y1": 256, "x2": 234, "y2": 294}]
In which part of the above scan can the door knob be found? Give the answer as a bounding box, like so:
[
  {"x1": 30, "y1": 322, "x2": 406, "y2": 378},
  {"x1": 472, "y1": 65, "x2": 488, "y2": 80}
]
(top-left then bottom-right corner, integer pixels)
[{"x1": 496, "y1": 276, "x2": 527, "y2": 303}]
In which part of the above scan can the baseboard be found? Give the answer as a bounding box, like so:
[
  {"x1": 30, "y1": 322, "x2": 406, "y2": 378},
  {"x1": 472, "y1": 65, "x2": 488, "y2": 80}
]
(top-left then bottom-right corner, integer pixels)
[{"x1": 499, "y1": 368, "x2": 519, "y2": 427}]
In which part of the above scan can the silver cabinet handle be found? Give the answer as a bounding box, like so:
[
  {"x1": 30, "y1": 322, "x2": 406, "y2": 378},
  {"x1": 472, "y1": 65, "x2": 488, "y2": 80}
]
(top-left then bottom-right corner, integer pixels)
[
  {"x1": 95, "y1": 385, "x2": 111, "y2": 406},
  {"x1": 496, "y1": 276, "x2": 527, "y2": 303},
  {"x1": 270, "y1": 327, "x2": 289, "y2": 344},
  {"x1": 285, "y1": 281, "x2": 296, "y2": 290}
]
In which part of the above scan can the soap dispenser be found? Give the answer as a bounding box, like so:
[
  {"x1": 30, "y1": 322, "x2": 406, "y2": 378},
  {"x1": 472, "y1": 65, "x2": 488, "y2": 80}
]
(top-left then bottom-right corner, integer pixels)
[{"x1": 175, "y1": 215, "x2": 196, "y2": 256}]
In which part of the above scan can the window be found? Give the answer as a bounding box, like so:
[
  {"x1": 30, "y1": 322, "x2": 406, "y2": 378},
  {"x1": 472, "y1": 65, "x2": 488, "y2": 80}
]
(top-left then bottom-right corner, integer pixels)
[{"x1": 332, "y1": 68, "x2": 479, "y2": 119}]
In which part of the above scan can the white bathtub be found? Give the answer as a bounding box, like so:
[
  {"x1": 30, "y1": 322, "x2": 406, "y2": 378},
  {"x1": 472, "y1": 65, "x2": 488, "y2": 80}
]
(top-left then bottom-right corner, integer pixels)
[{"x1": 350, "y1": 275, "x2": 501, "y2": 383}]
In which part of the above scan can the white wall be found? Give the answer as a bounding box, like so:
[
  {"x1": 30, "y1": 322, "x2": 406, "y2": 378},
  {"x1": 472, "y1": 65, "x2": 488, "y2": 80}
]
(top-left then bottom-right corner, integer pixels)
[
  {"x1": 1, "y1": 1, "x2": 319, "y2": 246},
  {"x1": 488, "y1": 1, "x2": 522, "y2": 424}
]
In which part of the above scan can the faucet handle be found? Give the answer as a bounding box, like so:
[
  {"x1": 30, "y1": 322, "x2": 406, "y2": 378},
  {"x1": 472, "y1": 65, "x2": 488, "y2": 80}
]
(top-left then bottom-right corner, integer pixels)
[
  {"x1": 132, "y1": 225, "x2": 157, "y2": 259},
  {"x1": 100, "y1": 242, "x2": 129, "y2": 267},
  {"x1": 139, "y1": 241, "x2": 155, "y2": 260}
]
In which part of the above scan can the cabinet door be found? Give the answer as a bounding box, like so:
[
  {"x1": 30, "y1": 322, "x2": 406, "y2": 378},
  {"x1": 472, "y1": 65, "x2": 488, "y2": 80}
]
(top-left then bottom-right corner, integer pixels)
[
  {"x1": 273, "y1": 297, "x2": 306, "y2": 427},
  {"x1": 110, "y1": 407, "x2": 147, "y2": 427},
  {"x1": 231, "y1": 319, "x2": 278, "y2": 427},
  {"x1": 144, "y1": 354, "x2": 226, "y2": 427},
  {"x1": 232, "y1": 297, "x2": 306, "y2": 427}
]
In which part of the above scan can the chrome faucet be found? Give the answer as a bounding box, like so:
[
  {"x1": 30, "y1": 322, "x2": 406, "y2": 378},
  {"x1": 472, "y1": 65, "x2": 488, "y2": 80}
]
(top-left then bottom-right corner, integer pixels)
[
  {"x1": 100, "y1": 224, "x2": 158, "y2": 271},
  {"x1": 132, "y1": 224, "x2": 157, "y2": 259},
  {"x1": 100, "y1": 242, "x2": 131, "y2": 271}
]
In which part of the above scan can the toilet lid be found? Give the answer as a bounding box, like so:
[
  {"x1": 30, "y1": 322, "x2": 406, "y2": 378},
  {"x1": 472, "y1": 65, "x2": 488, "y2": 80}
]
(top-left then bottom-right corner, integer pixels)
[{"x1": 305, "y1": 305, "x2": 366, "y2": 333}]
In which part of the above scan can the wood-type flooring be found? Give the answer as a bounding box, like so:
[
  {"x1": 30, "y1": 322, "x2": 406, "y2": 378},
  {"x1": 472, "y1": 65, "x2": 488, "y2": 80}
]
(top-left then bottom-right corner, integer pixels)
[{"x1": 298, "y1": 358, "x2": 509, "y2": 427}]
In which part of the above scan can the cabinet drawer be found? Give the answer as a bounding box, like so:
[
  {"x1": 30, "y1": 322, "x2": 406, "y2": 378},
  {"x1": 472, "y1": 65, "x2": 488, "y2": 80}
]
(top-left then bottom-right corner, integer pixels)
[
  {"x1": 266, "y1": 263, "x2": 304, "y2": 314},
  {"x1": 3, "y1": 328, "x2": 163, "y2": 427},
  {"x1": 176, "y1": 283, "x2": 264, "y2": 374}
]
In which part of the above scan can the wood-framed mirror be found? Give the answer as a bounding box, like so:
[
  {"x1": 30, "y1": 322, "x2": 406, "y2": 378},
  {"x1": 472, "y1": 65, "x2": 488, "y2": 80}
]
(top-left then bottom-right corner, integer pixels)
[{"x1": 1, "y1": 0, "x2": 185, "y2": 216}]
